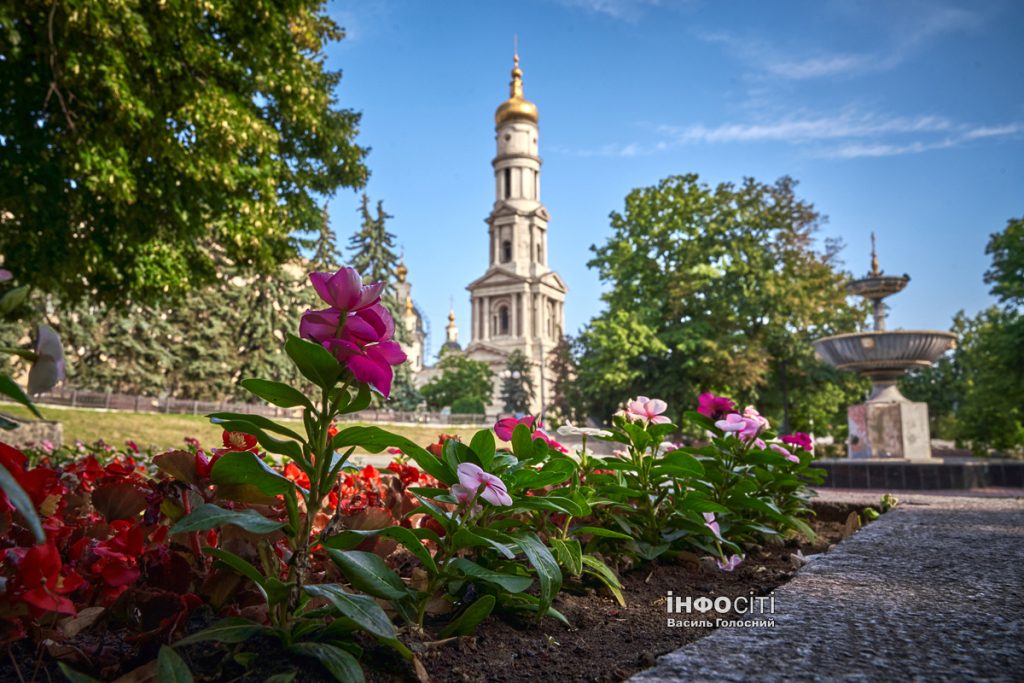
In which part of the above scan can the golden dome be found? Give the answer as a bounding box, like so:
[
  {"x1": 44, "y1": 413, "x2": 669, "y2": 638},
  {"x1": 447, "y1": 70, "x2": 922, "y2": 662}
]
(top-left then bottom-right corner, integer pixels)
[
  {"x1": 495, "y1": 53, "x2": 538, "y2": 126},
  {"x1": 396, "y1": 260, "x2": 408, "y2": 283},
  {"x1": 448, "y1": 308, "x2": 456, "y2": 322},
  {"x1": 405, "y1": 294, "x2": 414, "y2": 315}
]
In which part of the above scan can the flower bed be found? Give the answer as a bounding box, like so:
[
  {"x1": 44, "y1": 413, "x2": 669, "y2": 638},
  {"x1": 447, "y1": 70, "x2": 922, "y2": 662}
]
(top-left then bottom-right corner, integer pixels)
[{"x1": 1, "y1": 267, "x2": 838, "y2": 682}]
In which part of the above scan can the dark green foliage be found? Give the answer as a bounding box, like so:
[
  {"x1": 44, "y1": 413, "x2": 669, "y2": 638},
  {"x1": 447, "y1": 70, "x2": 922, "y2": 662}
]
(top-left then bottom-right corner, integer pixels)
[
  {"x1": 578, "y1": 174, "x2": 865, "y2": 430},
  {"x1": 0, "y1": 0, "x2": 367, "y2": 306},
  {"x1": 500, "y1": 350, "x2": 534, "y2": 415},
  {"x1": 420, "y1": 352, "x2": 494, "y2": 411}
]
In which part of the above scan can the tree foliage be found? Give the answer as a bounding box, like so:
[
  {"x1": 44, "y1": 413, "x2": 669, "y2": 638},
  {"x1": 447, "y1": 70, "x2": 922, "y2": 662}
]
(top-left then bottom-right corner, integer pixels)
[
  {"x1": 0, "y1": 0, "x2": 367, "y2": 305},
  {"x1": 578, "y1": 174, "x2": 866, "y2": 430},
  {"x1": 420, "y1": 352, "x2": 494, "y2": 412},
  {"x1": 499, "y1": 350, "x2": 534, "y2": 415},
  {"x1": 903, "y1": 217, "x2": 1024, "y2": 452}
]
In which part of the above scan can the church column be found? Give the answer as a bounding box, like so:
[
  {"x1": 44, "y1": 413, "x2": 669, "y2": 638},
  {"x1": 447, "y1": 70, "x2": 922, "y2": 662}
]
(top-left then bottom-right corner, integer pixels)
[{"x1": 482, "y1": 297, "x2": 490, "y2": 341}]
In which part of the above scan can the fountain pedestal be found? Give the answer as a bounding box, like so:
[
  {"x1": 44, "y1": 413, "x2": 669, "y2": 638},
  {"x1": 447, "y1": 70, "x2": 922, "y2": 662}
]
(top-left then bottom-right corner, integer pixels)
[
  {"x1": 848, "y1": 395, "x2": 931, "y2": 460},
  {"x1": 812, "y1": 234, "x2": 955, "y2": 462}
]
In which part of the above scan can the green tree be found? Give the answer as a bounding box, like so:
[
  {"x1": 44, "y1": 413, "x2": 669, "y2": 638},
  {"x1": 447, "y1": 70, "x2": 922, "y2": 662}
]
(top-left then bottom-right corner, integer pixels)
[
  {"x1": 348, "y1": 194, "x2": 400, "y2": 309},
  {"x1": 548, "y1": 335, "x2": 585, "y2": 425},
  {"x1": 580, "y1": 174, "x2": 865, "y2": 430},
  {"x1": 500, "y1": 350, "x2": 534, "y2": 415},
  {"x1": 0, "y1": 0, "x2": 367, "y2": 306},
  {"x1": 420, "y1": 352, "x2": 494, "y2": 412}
]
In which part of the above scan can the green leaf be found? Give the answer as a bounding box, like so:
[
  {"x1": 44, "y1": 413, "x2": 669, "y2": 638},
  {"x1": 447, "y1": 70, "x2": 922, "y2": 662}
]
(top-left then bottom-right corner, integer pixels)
[
  {"x1": 262, "y1": 674, "x2": 297, "y2": 683},
  {"x1": 0, "y1": 374, "x2": 42, "y2": 418},
  {"x1": 332, "y1": 426, "x2": 455, "y2": 484},
  {"x1": 288, "y1": 643, "x2": 363, "y2": 683},
  {"x1": 303, "y1": 584, "x2": 396, "y2": 639},
  {"x1": 469, "y1": 429, "x2": 496, "y2": 470},
  {"x1": 513, "y1": 494, "x2": 588, "y2": 517},
  {"x1": 206, "y1": 412, "x2": 304, "y2": 442},
  {"x1": 449, "y1": 558, "x2": 533, "y2": 593},
  {"x1": 285, "y1": 334, "x2": 341, "y2": 389},
  {"x1": 203, "y1": 547, "x2": 289, "y2": 605},
  {"x1": 157, "y1": 646, "x2": 193, "y2": 683},
  {"x1": 659, "y1": 450, "x2": 705, "y2": 477},
  {"x1": 440, "y1": 594, "x2": 496, "y2": 637},
  {"x1": 240, "y1": 379, "x2": 314, "y2": 411},
  {"x1": 512, "y1": 531, "x2": 562, "y2": 615},
  {"x1": 323, "y1": 526, "x2": 438, "y2": 575},
  {"x1": 171, "y1": 504, "x2": 285, "y2": 535},
  {"x1": 326, "y1": 549, "x2": 408, "y2": 601},
  {"x1": 573, "y1": 525, "x2": 632, "y2": 540},
  {"x1": 550, "y1": 538, "x2": 583, "y2": 576},
  {"x1": 345, "y1": 384, "x2": 373, "y2": 413},
  {"x1": 176, "y1": 618, "x2": 268, "y2": 646},
  {"x1": 58, "y1": 663, "x2": 103, "y2": 683},
  {"x1": 0, "y1": 285, "x2": 30, "y2": 315},
  {"x1": 511, "y1": 424, "x2": 533, "y2": 458},
  {"x1": 581, "y1": 554, "x2": 625, "y2": 607},
  {"x1": 211, "y1": 451, "x2": 299, "y2": 496},
  {"x1": 0, "y1": 462, "x2": 44, "y2": 543},
  {"x1": 451, "y1": 528, "x2": 517, "y2": 559}
]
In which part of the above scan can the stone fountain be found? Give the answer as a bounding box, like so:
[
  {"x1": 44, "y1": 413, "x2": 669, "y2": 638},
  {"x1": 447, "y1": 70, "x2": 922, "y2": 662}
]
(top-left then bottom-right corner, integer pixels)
[{"x1": 813, "y1": 235, "x2": 956, "y2": 460}]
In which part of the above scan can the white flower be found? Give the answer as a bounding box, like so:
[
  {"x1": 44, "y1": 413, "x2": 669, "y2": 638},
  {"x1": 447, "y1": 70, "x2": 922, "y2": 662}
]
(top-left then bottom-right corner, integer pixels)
[{"x1": 556, "y1": 423, "x2": 612, "y2": 438}]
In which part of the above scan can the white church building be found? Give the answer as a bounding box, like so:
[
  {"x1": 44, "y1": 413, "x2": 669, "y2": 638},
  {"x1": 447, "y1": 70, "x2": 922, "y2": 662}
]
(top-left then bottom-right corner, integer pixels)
[{"x1": 398, "y1": 52, "x2": 567, "y2": 416}]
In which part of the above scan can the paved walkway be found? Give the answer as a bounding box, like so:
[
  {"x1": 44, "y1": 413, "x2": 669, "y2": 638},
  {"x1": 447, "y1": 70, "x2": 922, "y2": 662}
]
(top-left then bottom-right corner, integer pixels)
[{"x1": 632, "y1": 493, "x2": 1024, "y2": 682}]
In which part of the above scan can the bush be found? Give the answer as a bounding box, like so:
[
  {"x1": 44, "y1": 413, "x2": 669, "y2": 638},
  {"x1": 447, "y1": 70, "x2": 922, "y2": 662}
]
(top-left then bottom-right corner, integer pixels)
[{"x1": 451, "y1": 397, "x2": 486, "y2": 415}]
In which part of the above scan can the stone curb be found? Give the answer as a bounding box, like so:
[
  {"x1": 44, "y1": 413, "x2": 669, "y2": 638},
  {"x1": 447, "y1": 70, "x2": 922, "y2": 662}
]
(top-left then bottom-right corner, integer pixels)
[{"x1": 630, "y1": 495, "x2": 1024, "y2": 682}]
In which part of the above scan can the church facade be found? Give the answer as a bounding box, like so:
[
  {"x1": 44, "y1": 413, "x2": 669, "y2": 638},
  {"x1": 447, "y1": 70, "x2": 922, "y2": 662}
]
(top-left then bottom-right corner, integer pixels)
[
  {"x1": 398, "y1": 53, "x2": 567, "y2": 416},
  {"x1": 463, "y1": 53, "x2": 567, "y2": 416}
]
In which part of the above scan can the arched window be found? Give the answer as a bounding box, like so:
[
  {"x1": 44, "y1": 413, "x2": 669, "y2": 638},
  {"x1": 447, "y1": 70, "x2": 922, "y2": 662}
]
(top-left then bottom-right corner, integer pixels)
[
  {"x1": 501, "y1": 240, "x2": 513, "y2": 263},
  {"x1": 504, "y1": 168, "x2": 511, "y2": 199},
  {"x1": 498, "y1": 305, "x2": 510, "y2": 336},
  {"x1": 536, "y1": 241, "x2": 543, "y2": 263}
]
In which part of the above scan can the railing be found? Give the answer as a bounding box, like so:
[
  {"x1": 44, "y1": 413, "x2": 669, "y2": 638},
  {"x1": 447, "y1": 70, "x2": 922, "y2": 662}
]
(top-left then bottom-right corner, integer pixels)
[{"x1": 1, "y1": 389, "x2": 491, "y2": 426}]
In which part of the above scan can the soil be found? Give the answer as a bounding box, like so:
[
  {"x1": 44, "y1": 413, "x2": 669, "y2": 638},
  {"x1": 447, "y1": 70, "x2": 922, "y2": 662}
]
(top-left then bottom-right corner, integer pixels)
[{"x1": 1, "y1": 502, "x2": 868, "y2": 683}]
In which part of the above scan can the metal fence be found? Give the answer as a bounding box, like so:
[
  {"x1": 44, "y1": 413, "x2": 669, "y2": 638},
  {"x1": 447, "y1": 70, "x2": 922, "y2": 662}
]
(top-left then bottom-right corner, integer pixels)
[{"x1": 2, "y1": 388, "x2": 490, "y2": 426}]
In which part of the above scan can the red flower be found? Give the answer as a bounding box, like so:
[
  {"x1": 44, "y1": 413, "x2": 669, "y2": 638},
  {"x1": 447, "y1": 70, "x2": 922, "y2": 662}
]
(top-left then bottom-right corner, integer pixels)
[
  {"x1": 387, "y1": 462, "x2": 421, "y2": 486},
  {"x1": 426, "y1": 434, "x2": 459, "y2": 458},
  {"x1": 11, "y1": 543, "x2": 84, "y2": 615},
  {"x1": 218, "y1": 431, "x2": 258, "y2": 453}
]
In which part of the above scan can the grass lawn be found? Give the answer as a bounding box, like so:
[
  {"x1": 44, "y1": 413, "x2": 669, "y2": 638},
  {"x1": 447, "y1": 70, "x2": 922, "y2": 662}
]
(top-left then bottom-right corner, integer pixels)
[{"x1": 1, "y1": 404, "x2": 473, "y2": 453}]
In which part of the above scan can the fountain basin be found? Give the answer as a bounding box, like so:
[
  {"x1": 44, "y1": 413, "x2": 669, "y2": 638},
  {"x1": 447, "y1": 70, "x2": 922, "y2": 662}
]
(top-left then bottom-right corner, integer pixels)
[
  {"x1": 846, "y1": 274, "x2": 910, "y2": 299},
  {"x1": 813, "y1": 330, "x2": 956, "y2": 382}
]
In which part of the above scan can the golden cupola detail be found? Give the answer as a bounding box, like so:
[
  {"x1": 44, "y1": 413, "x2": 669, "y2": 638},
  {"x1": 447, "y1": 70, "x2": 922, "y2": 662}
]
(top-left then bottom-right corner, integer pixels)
[{"x1": 495, "y1": 52, "x2": 538, "y2": 126}]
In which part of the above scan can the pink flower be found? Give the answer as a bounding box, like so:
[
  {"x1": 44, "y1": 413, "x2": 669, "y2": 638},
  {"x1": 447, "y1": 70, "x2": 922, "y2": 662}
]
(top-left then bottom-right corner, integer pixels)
[
  {"x1": 299, "y1": 267, "x2": 407, "y2": 397},
  {"x1": 494, "y1": 416, "x2": 536, "y2": 442},
  {"x1": 456, "y1": 463, "x2": 512, "y2": 506},
  {"x1": 309, "y1": 268, "x2": 384, "y2": 311},
  {"x1": 716, "y1": 554, "x2": 744, "y2": 572},
  {"x1": 0, "y1": 269, "x2": 12, "y2": 283},
  {"x1": 770, "y1": 443, "x2": 800, "y2": 464},
  {"x1": 703, "y1": 512, "x2": 723, "y2": 540},
  {"x1": 715, "y1": 413, "x2": 747, "y2": 433},
  {"x1": 625, "y1": 397, "x2": 671, "y2": 425},
  {"x1": 742, "y1": 406, "x2": 770, "y2": 432},
  {"x1": 697, "y1": 392, "x2": 736, "y2": 420},
  {"x1": 781, "y1": 432, "x2": 813, "y2": 452}
]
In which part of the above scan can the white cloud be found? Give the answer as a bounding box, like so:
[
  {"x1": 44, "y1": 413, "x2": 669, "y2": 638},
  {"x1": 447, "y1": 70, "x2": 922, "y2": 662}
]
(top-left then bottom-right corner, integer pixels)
[
  {"x1": 700, "y1": 4, "x2": 984, "y2": 81},
  {"x1": 554, "y1": 0, "x2": 690, "y2": 21},
  {"x1": 558, "y1": 112, "x2": 1023, "y2": 159}
]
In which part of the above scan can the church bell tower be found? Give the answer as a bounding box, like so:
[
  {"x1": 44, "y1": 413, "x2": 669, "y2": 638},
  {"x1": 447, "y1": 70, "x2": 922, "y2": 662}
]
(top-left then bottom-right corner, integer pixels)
[{"x1": 465, "y1": 50, "x2": 568, "y2": 416}]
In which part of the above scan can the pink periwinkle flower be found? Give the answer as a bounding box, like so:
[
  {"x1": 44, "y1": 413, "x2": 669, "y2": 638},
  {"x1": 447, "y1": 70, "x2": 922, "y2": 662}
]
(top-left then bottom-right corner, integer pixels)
[
  {"x1": 716, "y1": 411, "x2": 765, "y2": 442},
  {"x1": 494, "y1": 415, "x2": 536, "y2": 442},
  {"x1": 697, "y1": 392, "x2": 737, "y2": 420},
  {"x1": 494, "y1": 416, "x2": 568, "y2": 453},
  {"x1": 456, "y1": 463, "x2": 512, "y2": 506},
  {"x1": 770, "y1": 443, "x2": 801, "y2": 464},
  {"x1": 0, "y1": 269, "x2": 12, "y2": 283},
  {"x1": 299, "y1": 267, "x2": 407, "y2": 397},
  {"x1": 703, "y1": 512, "x2": 723, "y2": 541},
  {"x1": 781, "y1": 432, "x2": 814, "y2": 452},
  {"x1": 625, "y1": 396, "x2": 671, "y2": 425},
  {"x1": 743, "y1": 406, "x2": 770, "y2": 431},
  {"x1": 716, "y1": 554, "x2": 744, "y2": 572}
]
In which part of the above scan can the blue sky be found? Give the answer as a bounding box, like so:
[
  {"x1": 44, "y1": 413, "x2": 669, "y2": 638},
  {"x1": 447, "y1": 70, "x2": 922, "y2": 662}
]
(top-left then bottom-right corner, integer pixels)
[{"x1": 322, "y1": 0, "x2": 1023, "y2": 358}]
